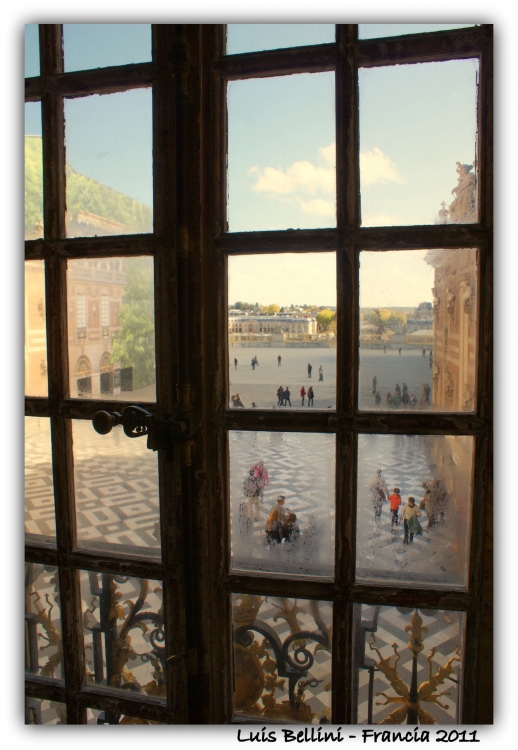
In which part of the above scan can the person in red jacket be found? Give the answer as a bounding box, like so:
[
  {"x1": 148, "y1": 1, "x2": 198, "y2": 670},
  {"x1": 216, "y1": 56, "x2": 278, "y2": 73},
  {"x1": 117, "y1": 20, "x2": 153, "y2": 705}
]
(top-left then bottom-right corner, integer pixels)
[
  {"x1": 300, "y1": 386, "x2": 306, "y2": 405},
  {"x1": 388, "y1": 487, "x2": 402, "y2": 528}
]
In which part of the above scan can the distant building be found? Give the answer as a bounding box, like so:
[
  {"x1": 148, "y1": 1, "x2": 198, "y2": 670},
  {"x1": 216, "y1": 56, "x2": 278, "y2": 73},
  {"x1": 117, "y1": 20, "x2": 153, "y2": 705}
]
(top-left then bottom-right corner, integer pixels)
[
  {"x1": 426, "y1": 163, "x2": 478, "y2": 410},
  {"x1": 228, "y1": 315, "x2": 317, "y2": 336}
]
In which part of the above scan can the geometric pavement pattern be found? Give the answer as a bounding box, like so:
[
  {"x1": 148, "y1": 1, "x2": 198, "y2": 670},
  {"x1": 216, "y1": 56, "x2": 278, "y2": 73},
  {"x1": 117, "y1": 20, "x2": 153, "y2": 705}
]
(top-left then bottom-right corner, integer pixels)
[
  {"x1": 230, "y1": 430, "x2": 335, "y2": 578},
  {"x1": 25, "y1": 418, "x2": 160, "y2": 553},
  {"x1": 354, "y1": 605, "x2": 463, "y2": 725},
  {"x1": 233, "y1": 595, "x2": 333, "y2": 724},
  {"x1": 356, "y1": 434, "x2": 467, "y2": 588}
]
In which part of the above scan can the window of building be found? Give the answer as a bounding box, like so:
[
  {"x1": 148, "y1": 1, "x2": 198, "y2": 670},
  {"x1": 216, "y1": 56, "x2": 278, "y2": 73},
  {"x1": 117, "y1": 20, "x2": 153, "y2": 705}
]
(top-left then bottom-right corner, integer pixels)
[{"x1": 24, "y1": 24, "x2": 492, "y2": 726}]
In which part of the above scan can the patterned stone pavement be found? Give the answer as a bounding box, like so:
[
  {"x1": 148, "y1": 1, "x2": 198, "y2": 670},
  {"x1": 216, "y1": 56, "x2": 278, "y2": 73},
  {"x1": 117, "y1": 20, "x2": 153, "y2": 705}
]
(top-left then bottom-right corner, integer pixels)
[{"x1": 356, "y1": 434, "x2": 469, "y2": 588}]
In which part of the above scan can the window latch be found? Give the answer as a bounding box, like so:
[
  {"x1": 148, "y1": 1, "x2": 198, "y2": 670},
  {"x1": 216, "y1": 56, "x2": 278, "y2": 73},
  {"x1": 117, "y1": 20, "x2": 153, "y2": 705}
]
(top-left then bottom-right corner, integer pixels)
[{"x1": 92, "y1": 405, "x2": 186, "y2": 462}]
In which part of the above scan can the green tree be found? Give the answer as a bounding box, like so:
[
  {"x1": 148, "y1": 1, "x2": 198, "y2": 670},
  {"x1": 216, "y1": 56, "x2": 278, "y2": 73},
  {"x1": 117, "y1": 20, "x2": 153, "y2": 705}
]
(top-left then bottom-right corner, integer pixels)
[
  {"x1": 316, "y1": 309, "x2": 336, "y2": 331},
  {"x1": 25, "y1": 136, "x2": 44, "y2": 233},
  {"x1": 110, "y1": 258, "x2": 155, "y2": 390},
  {"x1": 263, "y1": 303, "x2": 280, "y2": 314},
  {"x1": 387, "y1": 311, "x2": 407, "y2": 330}
]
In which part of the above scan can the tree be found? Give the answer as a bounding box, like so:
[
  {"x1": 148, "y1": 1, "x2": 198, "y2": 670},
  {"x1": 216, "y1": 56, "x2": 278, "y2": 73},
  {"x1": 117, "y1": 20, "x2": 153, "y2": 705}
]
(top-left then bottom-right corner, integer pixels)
[
  {"x1": 316, "y1": 309, "x2": 336, "y2": 331},
  {"x1": 263, "y1": 304, "x2": 280, "y2": 314},
  {"x1": 387, "y1": 311, "x2": 407, "y2": 331},
  {"x1": 110, "y1": 258, "x2": 155, "y2": 390}
]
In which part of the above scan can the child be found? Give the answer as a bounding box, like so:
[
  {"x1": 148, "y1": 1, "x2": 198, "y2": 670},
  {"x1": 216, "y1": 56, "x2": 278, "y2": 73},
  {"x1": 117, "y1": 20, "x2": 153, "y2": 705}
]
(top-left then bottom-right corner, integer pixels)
[
  {"x1": 388, "y1": 487, "x2": 402, "y2": 528},
  {"x1": 402, "y1": 496, "x2": 423, "y2": 544}
]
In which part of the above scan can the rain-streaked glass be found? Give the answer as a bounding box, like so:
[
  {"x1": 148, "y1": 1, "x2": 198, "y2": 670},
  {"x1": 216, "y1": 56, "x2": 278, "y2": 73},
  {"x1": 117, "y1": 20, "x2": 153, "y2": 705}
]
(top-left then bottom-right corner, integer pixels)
[
  {"x1": 67, "y1": 257, "x2": 156, "y2": 401},
  {"x1": 25, "y1": 102, "x2": 43, "y2": 240},
  {"x1": 63, "y1": 24, "x2": 152, "y2": 72},
  {"x1": 230, "y1": 431, "x2": 335, "y2": 578},
  {"x1": 25, "y1": 564, "x2": 62, "y2": 680},
  {"x1": 358, "y1": 24, "x2": 477, "y2": 40},
  {"x1": 359, "y1": 249, "x2": 478, "y2": 413},
  {"x1": 352, "y1": 604, "x2": 464, "y2": 724},
  {"x1": 228, "y1": 253, "x2": 336, "y2": 410},
  {"x1": 25, "y1": 417, "x2": 55, "y2": 541},
  {"x1": 226, "y1": 24, "x2": 335, "y2": 55},
  {"x1": 81, "y1": 572, "x2": 165, "y2": 697},
  {"x1": 72, "y1": 419, "x2": 160, "y2": 555},
  {"x1": 359, "y1": 59, "x2": 478, "y2": 227},
  {"x1": 232, "y1": 593, "x2": 332, "y2": 723},
  {"x1": 25, "y1": 698, "x2": 66, "y2": 725},
  {"x1": 25, "y1": 24, "x2": 40, "y2": 78},
  {"x1": 25, "y1": 261, "x2": 48, "y2": 397},
  {"x1": 64, "y1": 89, "x2": 153, "y2": 237},
  {"x1": 228, "y1": 72, "x2": 336, "y2": 232},
  {"x1": 356, "y1": 434, "x2": 473, "y2": 588}
]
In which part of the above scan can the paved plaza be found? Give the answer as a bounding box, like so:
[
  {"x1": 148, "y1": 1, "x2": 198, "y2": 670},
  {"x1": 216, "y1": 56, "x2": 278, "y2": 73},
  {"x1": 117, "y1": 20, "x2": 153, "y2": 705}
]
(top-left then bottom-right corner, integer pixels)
[{"x1": 228, "y1": 345, "x2": 439, "y2": 412}]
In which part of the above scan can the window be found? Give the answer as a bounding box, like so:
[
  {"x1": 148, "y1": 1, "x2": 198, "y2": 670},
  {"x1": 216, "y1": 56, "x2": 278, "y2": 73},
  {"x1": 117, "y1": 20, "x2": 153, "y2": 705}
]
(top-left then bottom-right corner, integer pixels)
[{"x1": 24, "y1": 24, "x2": 492, "y2": 726}]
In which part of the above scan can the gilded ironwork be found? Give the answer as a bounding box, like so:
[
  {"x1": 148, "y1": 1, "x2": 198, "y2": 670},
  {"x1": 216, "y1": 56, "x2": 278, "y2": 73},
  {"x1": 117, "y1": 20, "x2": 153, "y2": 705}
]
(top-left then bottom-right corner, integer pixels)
[
  {"x1": 25, "y1": 564, "x2": 62, "y2": 679},
  {"x1": 233, "y1": 596, "x2": 331, "y2": 724},
  {"x1": 367, "y1": 609, "x2": 461, "y2": 725},
  {"x1": 83, "y1": 574, "x2": 165, "y2": 700}
]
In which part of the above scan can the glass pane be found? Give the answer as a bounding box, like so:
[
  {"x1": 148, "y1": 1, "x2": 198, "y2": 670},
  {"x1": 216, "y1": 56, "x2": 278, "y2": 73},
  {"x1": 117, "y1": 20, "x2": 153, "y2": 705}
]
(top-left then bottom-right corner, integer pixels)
[
  {"x1": 228, "y1": 253, "x2": 336, "y2": 410},
  {"x1": 72, "y1": 419, "x2": 160, "y2": 555},
  {"x1": 25, "y1": 261, "x2": 48, "y2": 397},
  {"x1": 230, "y1": 431, "x2": 335, "y2": 578},
  {"x1": 226, "y1": 24, "x2": 335, "y2": 55},
  {"x1": 25, "y1": 24, "x2": 40, "y2": 77},
  {"x1": 359, "y1": 249, "x2": 478, "y2": 412},
  {"x1": 25, "y1": 102, "x2": 43, "y2": 239},
  {"x1": 63, "y1": 24, "x2": 151, "y2": 72},
  {"x1": 232, "y1": 594, "x2": 332, "y2": 724},
  {"x1": 356, "y1": 434, "x2": 474, "y2": 588},
  {"x1": 25, "y1": 698, "x2": 66, "y2": 724},
  {"x1": 65, "y1": 89, "x2": 153, "y2": 237},
  {"x1": 67, "y1": 257, "x2": 156, "y2": 401},
  {"x1": 359, "y1": 59, "x2": 478, "y2": 227},
  {"x1": 87, "y1": 708, "x2": 164, "y2": 724},
  {"x1": 25, "y1": 564, "x2": 63, "y2": 680},
  {"x1": 352, "y1": 605, "x2": 465, "y2": 724},
  {"x1": 82, "y1": 571, "x2": 165, "y2": 697},
  {"x1": 228, "y1": 73, "x2": 336, "y2": 232},
  {"x1": 25, "y1": 417, "x2": 55, "y2": 541},
  {"x1": 359, "y1": 24, "x2": 477, "y2": 40}
]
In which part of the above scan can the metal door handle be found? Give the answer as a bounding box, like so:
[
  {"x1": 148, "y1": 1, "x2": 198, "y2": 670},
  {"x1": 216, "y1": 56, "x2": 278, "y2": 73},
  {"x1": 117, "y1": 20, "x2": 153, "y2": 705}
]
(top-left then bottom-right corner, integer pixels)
[{"x1": 92, "y1": 405, "x2": 186, "y2": 461}]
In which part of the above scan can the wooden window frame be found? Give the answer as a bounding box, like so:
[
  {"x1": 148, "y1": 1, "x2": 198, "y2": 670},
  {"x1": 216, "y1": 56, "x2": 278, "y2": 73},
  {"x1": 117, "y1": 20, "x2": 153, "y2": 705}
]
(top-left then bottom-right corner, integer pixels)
[{"x1": 25, "y1": 24, "x2": 492, "y2": 725}]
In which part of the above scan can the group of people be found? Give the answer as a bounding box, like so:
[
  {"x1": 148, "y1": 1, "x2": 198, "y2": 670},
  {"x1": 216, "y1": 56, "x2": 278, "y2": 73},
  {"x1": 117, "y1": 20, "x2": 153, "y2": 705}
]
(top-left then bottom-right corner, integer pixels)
[
  {"x1": 307, "y1": 363, "x2": 324, "y2": 381},
  {"x1": 372, "y1": 377, "x2": 432, "y2": 408},
  {"x1": 265, "y1": 494, "x2": 299, "y2": 546},
  {"x1": 251, "y1": 355, "x2": 260, "y2": 370},
  {"x1": 276, "y1": 385, "x2": 315, "y2": 406},
  {"x1": 369, "y1": 469, "x2": 448, "y2": 545}
]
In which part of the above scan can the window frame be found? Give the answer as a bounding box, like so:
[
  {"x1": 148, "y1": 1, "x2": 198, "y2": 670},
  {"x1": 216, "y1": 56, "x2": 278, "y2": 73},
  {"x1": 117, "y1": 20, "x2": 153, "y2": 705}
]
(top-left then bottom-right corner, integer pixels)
[{"x1": 24, "y1": 23, "x2": 493, "y2": 725}]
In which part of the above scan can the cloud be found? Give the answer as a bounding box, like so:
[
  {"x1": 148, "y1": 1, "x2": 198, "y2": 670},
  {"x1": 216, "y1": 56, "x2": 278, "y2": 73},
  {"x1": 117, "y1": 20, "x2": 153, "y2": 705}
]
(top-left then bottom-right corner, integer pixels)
[
  {"x1": 299, "y1": 198, "x2": 336, "y2": 216},
  {"x1": 248, "y1": 160, "x2": 335, "y2": 196},
  {"x1": 318, "y1": 143, "x2": 336, "y2": 166},
  {"x1": 360, "y1": 147, "x2": 405, "y2": 186}
]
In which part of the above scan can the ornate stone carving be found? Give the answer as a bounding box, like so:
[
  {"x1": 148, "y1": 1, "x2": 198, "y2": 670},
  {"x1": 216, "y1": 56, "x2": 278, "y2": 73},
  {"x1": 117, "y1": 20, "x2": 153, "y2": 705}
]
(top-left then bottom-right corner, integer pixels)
[
  {"x1": 446, "y1": 287, "x2": 456, "y2": 315},
  {"x1": 448, "y1": 162, "x2": 477, "y2": 224},
  {"x1": 463, "y1": 384, "x2": 474, "y2": 409},
  {"x1": 432, "y1": 362, "x2": 440, "y2": 382}
]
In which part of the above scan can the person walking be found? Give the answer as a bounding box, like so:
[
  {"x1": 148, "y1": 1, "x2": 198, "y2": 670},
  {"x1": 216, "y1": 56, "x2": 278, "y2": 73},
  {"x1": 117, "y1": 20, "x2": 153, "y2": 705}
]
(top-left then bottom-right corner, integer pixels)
[
  {"x1": 278, "y1": 355, "x2": 282, "y2": 367},
  {"x1": 300, "y1": 386, "x2": 306, "y2": 405},
  {"x1": 254, "y1": 355, "x2": 259, "y2": 366},
  {"x1": 372, "y1": 376, "x2": 377, "y2": 394},
  {"x1": 398, "y1": 347, "x2": 401, "y2": 355},
  {"x1": 307, "y1": 386, "x2": 314, "y2": 406},
  {"x1": 422, "y1": 348, "x2": 426, "y2": 357},
  {"x1": 234, "y1": 358, "x2": 238, "y2": 369},
  {"x1": 277, "y1": 386, "x2": 284, "y2": 406},
  {"x1": 370, "y1": 469, "x2": 389, "y2": 520},
  {"x1": 395, "y1": 383, "x2": 401, "y2": 396},
  {"x1": 388, "y1": 487, "x2": 402, "y2": 528},
  {"x1": 283, "y1": 386, "x2": 291, "y2": 406},
  {"x1": 374, "y1": 390, "x2": 381, "y2": 406},
  {"x1": 383, "y1": 346, "x2": 387, "y2": 354},
  {"x1": 307, "y1": 363, "x2": 312, "y2": 378},
  {"x1": 251, "y1": 358, "x2": 255, "y2": 370},
  {"x1": 429, "y1": 350, "x2": 433, "y2": 369},
  {"x1": 318, "y1": 365, "x2": 323, "y2": 381},
  {"x1": 402, "y1": 496, "x2": 423, "y2": 544}
]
